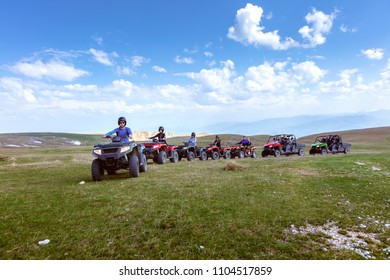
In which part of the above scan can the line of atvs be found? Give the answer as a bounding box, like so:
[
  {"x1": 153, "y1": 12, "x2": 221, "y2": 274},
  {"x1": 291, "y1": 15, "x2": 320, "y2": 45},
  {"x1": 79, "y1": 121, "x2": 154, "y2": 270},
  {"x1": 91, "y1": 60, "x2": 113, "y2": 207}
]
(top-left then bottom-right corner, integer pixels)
[{"x1": 91, "y1": 134, "x2": 351, "y2": 181}]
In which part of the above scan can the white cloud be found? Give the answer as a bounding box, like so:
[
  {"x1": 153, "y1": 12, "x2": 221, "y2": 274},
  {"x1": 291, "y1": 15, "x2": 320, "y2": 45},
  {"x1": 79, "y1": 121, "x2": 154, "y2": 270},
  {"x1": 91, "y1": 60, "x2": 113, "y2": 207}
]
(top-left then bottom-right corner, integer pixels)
[
  {"x1": 91, "y1": 35, "x2": 103, "y2": 45},
  {"x1": 362, "y1": 48, "x2": 384, "y2": 60},
  {"x1": 380, "y1": 58, "x2": 390, "y2": 80},
  {"x1": 339, "y1": 24, "x2": 357, "y2": 33},
  {"x1": 175, "y1": 56, "x2": 195, "y2": 64},
  {"x1": 11, "y1": 60, "x2": 89, "y2": 81},
  {"x1": 131, "y1": 55, "x2": 150, "y2": 67},
  {"x1": 227, "y1": 3, "x2": 297, "y2": 50},
  {"x1": 117, "y1": 66, "x2": 135, "y2": 76},
  {"x1": 299, "y1": 9, "x2": 337, "y2": 47},
  {"x1": 204, "y1": 51, "x2": 213, "y2": 57},
  {"x1": 0, "y1": 77, "x2": 37, "y2": 103},
  {"x1": 152, "y1": 66, "x2": 167, "y2": 73},
  {"x1": 292, "y1": 61, "x2": 327, "y2": 83},
  {"x1": 89, "y1": 48, "x2": 113, "y2": 66}
]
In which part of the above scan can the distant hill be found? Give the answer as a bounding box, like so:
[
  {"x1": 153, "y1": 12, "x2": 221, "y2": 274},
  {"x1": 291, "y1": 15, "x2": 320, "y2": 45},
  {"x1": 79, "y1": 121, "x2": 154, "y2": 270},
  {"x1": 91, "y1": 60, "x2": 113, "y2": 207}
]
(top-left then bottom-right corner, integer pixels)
[
  {"x1": 199, "y1": 110, "x2": 390, "y2": 137},
  {"x1": 1, "y1": 126, "x2": 389, "y2": 148}
]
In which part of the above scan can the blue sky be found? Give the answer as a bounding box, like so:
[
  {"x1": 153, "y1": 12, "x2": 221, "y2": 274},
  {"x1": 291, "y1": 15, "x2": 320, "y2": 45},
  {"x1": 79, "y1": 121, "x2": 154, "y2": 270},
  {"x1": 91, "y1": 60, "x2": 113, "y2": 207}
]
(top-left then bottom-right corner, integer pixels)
[{"x1": 1, "y1": 0, "x2": 390, "y2": 134}]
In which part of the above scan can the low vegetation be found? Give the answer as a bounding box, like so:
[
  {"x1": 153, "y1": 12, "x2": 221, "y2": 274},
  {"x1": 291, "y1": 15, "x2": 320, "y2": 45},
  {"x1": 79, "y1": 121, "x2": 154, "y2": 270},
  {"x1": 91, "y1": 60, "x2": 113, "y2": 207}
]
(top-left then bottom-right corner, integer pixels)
[{"x1": 0, "y1": 127, "x2": 389, "y2": 259}]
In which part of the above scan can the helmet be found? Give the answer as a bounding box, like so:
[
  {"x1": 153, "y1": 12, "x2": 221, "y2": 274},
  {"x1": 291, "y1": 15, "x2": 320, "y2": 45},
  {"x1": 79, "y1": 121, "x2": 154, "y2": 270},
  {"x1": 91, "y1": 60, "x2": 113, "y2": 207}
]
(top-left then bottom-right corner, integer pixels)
[
  {"x1": 191, "y1": 132, "x2": 196, "y2": 137},
  {"x1": 215, "y1": 134, "x2": 219, "y2": 139},
  {"x1": 159, "y1": 126, "x2": 164, "y2": 132},
  {"x1": 118, "y1": 117, "x2": 126, "y2": 125}
]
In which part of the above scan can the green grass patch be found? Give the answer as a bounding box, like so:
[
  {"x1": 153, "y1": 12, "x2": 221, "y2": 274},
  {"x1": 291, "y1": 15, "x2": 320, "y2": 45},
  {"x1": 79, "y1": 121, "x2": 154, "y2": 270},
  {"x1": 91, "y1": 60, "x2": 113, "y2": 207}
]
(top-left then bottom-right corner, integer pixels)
[{"x1": 1, "y1": 132, "x2": 390, "y2": 260}]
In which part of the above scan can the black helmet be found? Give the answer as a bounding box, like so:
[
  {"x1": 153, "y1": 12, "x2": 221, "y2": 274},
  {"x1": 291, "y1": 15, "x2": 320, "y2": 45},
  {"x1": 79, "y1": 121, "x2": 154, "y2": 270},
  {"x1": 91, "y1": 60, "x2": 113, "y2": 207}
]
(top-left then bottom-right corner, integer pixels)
[
  {"x1": 118, "y1": 117, "x2": 126, "y2": 125},
  {"x1": 215, "y1": 134, "x2": 219, "y2": 139},
  {"x1": 159, "y1": 126, "x2": 164, "y2": 132},
  {"x1": 191, "y1": 132, "x2": 196, "y2": 137}
]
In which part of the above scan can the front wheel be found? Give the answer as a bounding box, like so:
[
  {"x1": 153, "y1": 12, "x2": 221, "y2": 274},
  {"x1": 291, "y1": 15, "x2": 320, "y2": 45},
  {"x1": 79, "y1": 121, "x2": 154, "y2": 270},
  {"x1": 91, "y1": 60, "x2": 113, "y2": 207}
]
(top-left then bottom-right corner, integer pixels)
[
  {"x1": 187, "y1": 151, "x2": 195, "y2": 161},
  {"x1": 129, "y1": 153, "x2": 139, "y2": 178},
  {"x1": 344, "y1": 147, "x2": 350, "y2": 154},
  {"x1": 224, "y1": 151, "x2": 231, "y2": 159},
  {"x1": 157, "y1": 151, "x2": 167, "y2": 164},
  {"x1": 238, "y1": 150, "x2": 245, "y2": 159},
  {"x1": 298, "y1": 149, "x2": 304, "y2": 156},
  {"x1": 199, "y1": 151, "x2": 208, "y2": 161},
  {"x1": 91, "y1": 159, "x2": 104, "y2": 181},
  {"x1": 251, "y1": 151, "x2": 257, "y2": 158},
  {"x1": 139, "y1": 154, "x2": 147, "y2": 173},
  {"x1": 170, "y1": 150, "x2": 179, "y2": 163},
  {"x1": 211, "y1": 151, "x2": 220, "y2": 160}
]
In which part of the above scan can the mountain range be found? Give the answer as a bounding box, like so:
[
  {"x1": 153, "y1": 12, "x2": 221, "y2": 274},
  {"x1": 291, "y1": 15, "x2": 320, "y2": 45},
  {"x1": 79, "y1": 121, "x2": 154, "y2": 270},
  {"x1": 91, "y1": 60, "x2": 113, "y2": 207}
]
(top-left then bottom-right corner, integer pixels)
[{"x1": 200, "y1": 110, "x2": 390, "y2": 137}]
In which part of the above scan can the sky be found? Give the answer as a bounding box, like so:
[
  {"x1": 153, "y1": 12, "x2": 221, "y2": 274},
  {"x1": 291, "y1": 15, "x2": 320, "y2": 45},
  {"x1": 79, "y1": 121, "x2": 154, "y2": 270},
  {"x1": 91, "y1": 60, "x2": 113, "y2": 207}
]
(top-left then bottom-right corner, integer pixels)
[{"x1": 1, "y1": 0, "x2": 390, "y2": 134}]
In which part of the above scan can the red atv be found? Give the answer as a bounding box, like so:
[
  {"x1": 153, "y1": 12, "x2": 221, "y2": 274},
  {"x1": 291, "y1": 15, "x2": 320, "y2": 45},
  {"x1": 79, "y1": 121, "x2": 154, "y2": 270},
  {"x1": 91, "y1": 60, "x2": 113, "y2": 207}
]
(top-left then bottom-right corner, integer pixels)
[
  {"x1": 204, "y1": 145, "x2": 232, "y2": 160},
  {"x1": 230, "y1": 145, "x2": 257, "y2": 159},
  {"x1": 142, "y1": 138, "x2": 179, "y2": 164}
]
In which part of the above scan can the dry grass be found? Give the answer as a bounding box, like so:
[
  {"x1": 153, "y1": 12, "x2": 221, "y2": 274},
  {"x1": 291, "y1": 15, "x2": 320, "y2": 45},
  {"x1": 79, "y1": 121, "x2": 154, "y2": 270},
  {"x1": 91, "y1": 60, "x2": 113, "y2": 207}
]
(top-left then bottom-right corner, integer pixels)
[{"x1": 223, "y1": 160, "x2": 244, "y2": 171}]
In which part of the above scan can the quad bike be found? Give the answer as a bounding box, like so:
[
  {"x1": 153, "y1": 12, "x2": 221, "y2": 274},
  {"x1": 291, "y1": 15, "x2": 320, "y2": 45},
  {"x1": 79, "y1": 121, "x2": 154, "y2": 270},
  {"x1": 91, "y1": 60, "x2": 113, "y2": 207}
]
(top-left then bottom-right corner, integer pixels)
[
  {"x1": 204, "y1": 144, "x2": 231, "y2": 160},
  {"x1": 230, "y1": 145, "x2": 257, "y2": 159},
  {"x1": 91, "y1": 136, "x2": 147, "y2": 181},
  {"x1": 176, "y1": 142, "x2": 207, "y2": 161},
  {"x1": 262, "y1": 134, "x2": 305, "y2": 157},
  {"x1": 142, "y1": 138, "x2": 179, "y2": 164},
  {"x1": 309, "y1": 134, "x2": 351, "y2": 155}
]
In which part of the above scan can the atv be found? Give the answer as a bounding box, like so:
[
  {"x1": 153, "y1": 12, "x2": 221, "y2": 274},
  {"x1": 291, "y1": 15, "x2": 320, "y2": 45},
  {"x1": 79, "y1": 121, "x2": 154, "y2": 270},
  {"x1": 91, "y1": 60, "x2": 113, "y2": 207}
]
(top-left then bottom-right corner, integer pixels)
[
  {"x1": 176, "y1": 142, "x2": 207, "y2": 161},
  {"x1": 230, "y1": 145, "x2": 257, "y2": 158},
  {"x1": 262, "y1": 134, "x2": 305, "y2": 157},
  {"x1": 91, "y1": 136, "x2": 147, "y2": 181},
  {"x1": 309, "y1": 135, "x2": 351, "y2": 155},
  {"x1": 142, "y1": 138, "x2": 179, "y2": 164},
  {"x1": 204, "y1": 144, "x2": 231, "y2": 160}
]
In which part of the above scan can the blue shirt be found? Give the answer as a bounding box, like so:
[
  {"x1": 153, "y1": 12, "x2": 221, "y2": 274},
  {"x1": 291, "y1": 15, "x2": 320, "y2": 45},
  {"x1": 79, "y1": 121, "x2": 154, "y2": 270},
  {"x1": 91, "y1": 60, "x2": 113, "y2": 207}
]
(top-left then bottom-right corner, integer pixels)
[
  {"x1": 187, "y1": 137, "x2": 197, "y2": 145},
  {"x1": 105, "y1": 127, "x2": 132, "y2": 143}
]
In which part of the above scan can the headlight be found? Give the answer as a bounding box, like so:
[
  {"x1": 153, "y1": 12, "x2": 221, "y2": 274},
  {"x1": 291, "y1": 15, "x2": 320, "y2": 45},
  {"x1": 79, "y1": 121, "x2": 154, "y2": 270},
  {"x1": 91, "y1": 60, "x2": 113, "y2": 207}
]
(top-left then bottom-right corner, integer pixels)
[
  {"x1": 120, "y1": 146, "x2": 131, "y2": 153},
  {"x1": 93, "y1": 148, "x2": 102, "y2": 156}
]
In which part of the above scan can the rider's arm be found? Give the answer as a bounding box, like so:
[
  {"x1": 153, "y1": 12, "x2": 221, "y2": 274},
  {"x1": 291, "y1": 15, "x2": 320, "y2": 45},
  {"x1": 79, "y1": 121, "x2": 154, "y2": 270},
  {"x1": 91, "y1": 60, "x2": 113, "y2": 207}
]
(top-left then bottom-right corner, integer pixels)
[{"x1": 103, "y1": 128, "x2": 117, "y2": 138}]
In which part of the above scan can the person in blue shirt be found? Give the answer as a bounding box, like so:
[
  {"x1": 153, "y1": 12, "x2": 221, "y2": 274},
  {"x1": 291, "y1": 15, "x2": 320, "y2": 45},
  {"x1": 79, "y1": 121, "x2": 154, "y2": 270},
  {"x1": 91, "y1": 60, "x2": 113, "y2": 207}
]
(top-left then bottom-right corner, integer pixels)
[
  {"x1": 103, "y1": 117, "x2": 133, "y2": 143},
  {"x1": 185, "y1": 132, "x2": 197, "y2": 146}
]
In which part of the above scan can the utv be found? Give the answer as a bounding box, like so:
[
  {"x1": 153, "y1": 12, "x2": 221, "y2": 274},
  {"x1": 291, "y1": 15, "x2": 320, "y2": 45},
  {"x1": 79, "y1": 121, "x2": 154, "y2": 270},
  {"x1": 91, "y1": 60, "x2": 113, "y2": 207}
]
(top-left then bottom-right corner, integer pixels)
[
  {"x1": 176, "y1": 142, "x2": 207, "y2": 161},
  {"x1": 91, "y1": 136, "x2": 147, "y2": 181},
  {"x1": 262, "y1": 134, "x2": 305, "y2": 157},
  {"x1": 309, "y1": 135, "x2": 351, "y2": 155},
  {"x1": 142, "y1": 138, "x2": 179, "y2": 164}
]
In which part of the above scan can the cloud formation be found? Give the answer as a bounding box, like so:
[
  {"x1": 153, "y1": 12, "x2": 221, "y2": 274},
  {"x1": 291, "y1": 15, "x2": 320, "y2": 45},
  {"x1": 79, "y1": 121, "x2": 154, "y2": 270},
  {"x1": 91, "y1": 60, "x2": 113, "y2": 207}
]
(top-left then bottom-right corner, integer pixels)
[
  {"x1": 362, "y1": 48, "x2": 384, "y2": 60},
  {"x1": 299, "y1": 9, "x2": 337, "y2": 47},
  {"x1": 227, "y1": 4, "x2": 337, "y2": 49},
  {"x1": 11, "y1": 60, "x2": 89, "y2": 81},
  {"x1": 227, "y1": 3, "x2": 297, "y2": 50},
  {"x1": 89, "y1": 48, "x2": 114, "y2": 66}
]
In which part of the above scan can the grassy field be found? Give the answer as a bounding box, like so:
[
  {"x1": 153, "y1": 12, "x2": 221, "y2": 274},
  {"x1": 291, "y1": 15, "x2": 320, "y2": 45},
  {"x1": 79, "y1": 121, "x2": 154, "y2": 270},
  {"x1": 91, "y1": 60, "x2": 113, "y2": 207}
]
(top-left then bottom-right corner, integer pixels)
[{"x1": 0, "y1": 128, "x2": 390, "y2": 260}]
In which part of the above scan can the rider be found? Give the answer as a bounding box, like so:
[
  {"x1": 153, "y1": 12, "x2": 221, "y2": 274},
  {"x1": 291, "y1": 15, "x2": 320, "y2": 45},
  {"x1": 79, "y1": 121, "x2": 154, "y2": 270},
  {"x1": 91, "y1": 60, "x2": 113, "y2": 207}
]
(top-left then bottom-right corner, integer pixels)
[
  {"x1": 237, "y1": 136, "x2": 252, "y2": 154},
  {"x1": 103, "y1": 116, "x2": 133, "y2": 143},
  {"x1": 237, "y1": 136, "x2": 251, "y2": 148},
  {"x1": 149, "y1": 126, "x2": 166, "y2": 143},
  {"x1": 186, "y1": 132, "x2": 197, "y2": 146},
  {"x1": 213, "y1": 135, "x2": 221, "y2": 149}
]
